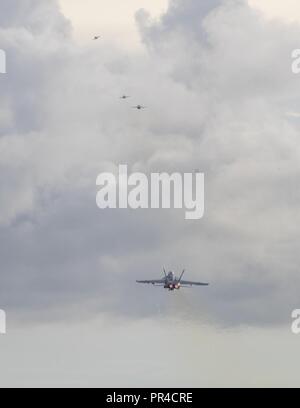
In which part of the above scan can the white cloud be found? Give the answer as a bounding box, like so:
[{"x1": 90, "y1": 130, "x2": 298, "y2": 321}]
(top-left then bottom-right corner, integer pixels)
[
  {"x1": 59, "y1": 0, "x2": 168, "y2": 48},
  {"x1": 249, "y1": 0, "x2": 300, "y2": 23},
  {"x1": 2, "y1": 0, "x2": 300, "y2": 387},
  {"x1": 1, "y1": 0, "x2": 300, "y2": 333}
]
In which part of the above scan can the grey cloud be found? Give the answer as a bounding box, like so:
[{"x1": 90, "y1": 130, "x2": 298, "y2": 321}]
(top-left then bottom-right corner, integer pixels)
[
  {"x1": 0, "y1": 0, "x2": 70, "y2": 35},
  {"x1": 1, "y1": 0, "x2": 300, "y2": 328}
]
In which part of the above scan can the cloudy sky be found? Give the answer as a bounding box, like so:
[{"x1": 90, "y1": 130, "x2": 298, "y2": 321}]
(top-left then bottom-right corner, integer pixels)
[{"x1": 1, "y1": 0, "x2": 300, "y2": 387}]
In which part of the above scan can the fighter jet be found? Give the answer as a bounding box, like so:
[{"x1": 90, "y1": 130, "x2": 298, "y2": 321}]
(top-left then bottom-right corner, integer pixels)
[
  {"x1": 136, "y1": 269, "x2": 209, "y2": 291},
  {"x1": 120, "y1": 95, "x2": 130, "y2": 99},
  {"x1": 132, "y1": 105, "x2": 146, "y2": 110}
]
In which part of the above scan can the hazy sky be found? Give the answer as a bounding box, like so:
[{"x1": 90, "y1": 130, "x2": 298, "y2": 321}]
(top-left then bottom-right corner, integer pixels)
[
  {"x1": 1, "y1": 317, "x2": 299, "y2": 388},
  {"x1": 1, "y1": 0, "x2": 300, "y2": 387},
  {"x1": 58, "y1": 0, "x2": 300, "y2": 48},
  {"x1": 59, "y1": 0, "x2": 169, "y2": 48},
  {"x1": 250, "y1": 0, "x2": 300, "y2": 22}
]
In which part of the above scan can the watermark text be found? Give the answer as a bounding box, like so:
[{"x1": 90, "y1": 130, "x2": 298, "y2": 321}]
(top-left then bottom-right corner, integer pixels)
[
  {"x1": 96, "y1": 165, "x2": 205, "y2": 220},
  {"x1": 292, "y1": 309, "x2": 300, "y2": 334},
  {"x1": 0, "y1": 310, "x2": 6, "y2": 335},
  {"x1": 0, "y1": 49, "x2": 6, "y2": 74}
]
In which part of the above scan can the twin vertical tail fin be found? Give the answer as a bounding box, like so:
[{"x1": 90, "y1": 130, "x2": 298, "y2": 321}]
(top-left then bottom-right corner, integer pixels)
[
  {"x1": 163, "y1": 268, "x2": 185, "y2": 281},
  {"x1": 178, "y1": 270, "x2": 185, "y2": 283}
]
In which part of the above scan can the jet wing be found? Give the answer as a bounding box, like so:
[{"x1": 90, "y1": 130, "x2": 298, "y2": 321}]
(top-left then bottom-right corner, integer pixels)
[
  {"x1": 180, "y1": 280, "x2": 209, "y2": 286},
  {"x1": 136, "y1": 279, "x2": 165, "y2": 285}
]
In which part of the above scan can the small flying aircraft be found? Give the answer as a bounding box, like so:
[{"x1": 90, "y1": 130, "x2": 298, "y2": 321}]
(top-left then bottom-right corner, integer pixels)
[
  {"x1": 137, "y1": 269, "x2": 209, "y2": 291},
  {"x1": 132, "y1": 105, "x2": 146, "y2": 110}
]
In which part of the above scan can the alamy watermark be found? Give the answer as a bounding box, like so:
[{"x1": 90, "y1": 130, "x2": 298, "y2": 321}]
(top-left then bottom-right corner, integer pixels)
[
  {"x1": 0, "y1": 49, "x2": 6, "y2": 74},
  {"x1": 0, "y1": 310, "x2": 6, "y2": 335},
  {"x1": 292, "y1": 49, "x2": 300, "y2": 74},
  {"x1": 96, "y1": 165, "x2": 205, "y2": 220},
  {"x1": 291, "y1": 309, "x2": 300, "y2": 335}
]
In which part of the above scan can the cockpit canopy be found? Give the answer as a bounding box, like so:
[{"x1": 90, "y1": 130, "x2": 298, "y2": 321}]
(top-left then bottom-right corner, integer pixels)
[{"x1": 167, "y1": 271, "x2": 175, "y2": 280}]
